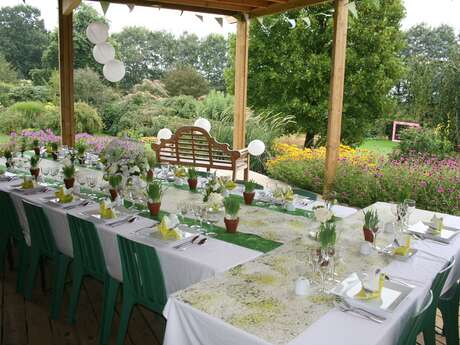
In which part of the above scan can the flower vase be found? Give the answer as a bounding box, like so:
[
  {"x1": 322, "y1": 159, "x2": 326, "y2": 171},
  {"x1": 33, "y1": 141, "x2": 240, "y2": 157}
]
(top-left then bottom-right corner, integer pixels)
[
  {"x1": 64, "y1": 177, "x2": 75, "y2": 189},
  {"x1": 224, "y1": 217, "x2": 239, "y2": 233},
  {"x1": 363, "y1": 227, "x2": 374, "y2": 243},
  {"x1": 147, "y1": 202, "x2": 161, "y2": 218},
  {"x1": 187, "y1": 178, "x2": 198, "y2": 191},
  {"x1": 243, "y1": 191, "x2": 255, "y2": 205},
  {"x1": 78, "y1": 157, "x2": 85, "y2": 166},
  {"x1": 109, "y1": 189, "x2": 118, "y2": 202}
]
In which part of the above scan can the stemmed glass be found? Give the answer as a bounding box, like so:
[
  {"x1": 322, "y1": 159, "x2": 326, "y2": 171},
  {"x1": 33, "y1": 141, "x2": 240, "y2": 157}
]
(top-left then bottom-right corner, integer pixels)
[
  {"x1": 176, "y1": 202, "x2": 190, "y2": 230},
  {"x1": 318, "y1": 249, "x2": 330, "y2": 293},
  {"x1": 404, "y1": 199, "x2": 416, "y2": 227}
]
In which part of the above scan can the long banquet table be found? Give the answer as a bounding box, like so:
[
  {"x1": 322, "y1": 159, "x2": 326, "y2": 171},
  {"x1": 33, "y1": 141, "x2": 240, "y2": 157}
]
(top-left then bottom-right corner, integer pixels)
[{"x1": 163, "y1": 202, "x2": 460, "y2": 345}]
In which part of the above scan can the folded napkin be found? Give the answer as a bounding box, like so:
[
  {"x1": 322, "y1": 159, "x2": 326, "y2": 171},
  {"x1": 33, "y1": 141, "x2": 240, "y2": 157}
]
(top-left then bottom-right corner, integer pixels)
[
  {"x1": 55, "y1": 187, "x2": 74, "y2": 204},
  {"x1": 355, "y1": 268, "x2": 385, "y2": 300},
  {"x1": 427, "y1": 215, "x2": 443, "y2": 235},
  {"x1": 100, "y1": 199, "x2": 116, "y2": 219},
  {"x1": 393, "y1": 235, "x2": 411, "y2": 256},
  {"x1": 159, "y1": 215, "x2": 180, "y2": 240}
]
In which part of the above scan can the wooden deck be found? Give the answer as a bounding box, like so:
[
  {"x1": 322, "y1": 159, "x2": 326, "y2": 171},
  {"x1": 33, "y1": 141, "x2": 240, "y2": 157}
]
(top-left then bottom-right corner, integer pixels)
[{"x1": 0, "y1": 256, "x2": 457, "y2": 345}]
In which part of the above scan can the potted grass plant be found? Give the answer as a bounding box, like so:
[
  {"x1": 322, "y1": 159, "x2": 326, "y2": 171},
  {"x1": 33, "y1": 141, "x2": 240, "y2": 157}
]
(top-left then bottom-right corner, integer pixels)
[
  {"x1": 51, "y1": 142, "x2": 59, "y2": 160},
  {"x1": 243, "y1": 180, "x2": 257, "y2": 205},
  {"x1": 108, "y1": 174, "x2": 122, "y2": 201},
  {"x1": 187, "y1": 167, "x2": 198, "y2": 191},
  {"x1": 146, "y1": 152, "x2": 156, "y2": 182},
  {"x1": 75, "y1": 140, "x2": 87, "y2": 165},
  {"x1": 29, "y1": 155, "x2": 40, "y2": 179},
  {"x1": 363, "y1": 209, "x2": 379, "y2": 243},
  {"x1": 62, "y1": 162, "x2": 76, "y2": 189},
  {"x1": 147, "y1": 180, "x2": 163, "y2": 218},
  {"x1": 3, "y1": 148, "x2": 13, "y2": 168},
  {"x1": 31, "y1": 139, "x2": 41, "y2": 156},
  {"x1": 223, "y1": 195, "x2": 241, "y2": 233}
]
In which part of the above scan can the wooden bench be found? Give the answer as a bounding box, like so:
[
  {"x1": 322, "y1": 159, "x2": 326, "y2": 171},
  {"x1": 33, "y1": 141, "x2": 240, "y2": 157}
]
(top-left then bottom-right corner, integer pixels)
[{"x1": 152, "y1": 126, "x2": 250, "y2": 181}]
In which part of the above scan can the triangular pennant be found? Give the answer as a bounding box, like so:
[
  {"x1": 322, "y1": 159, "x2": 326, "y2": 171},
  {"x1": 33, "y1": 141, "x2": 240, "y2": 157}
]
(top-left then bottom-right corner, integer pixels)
[
  {"x1": 226, "y1": 16, "x2": 237, "y2": 24},
  {"x1": 127, "y1": 4, "x2": 135, "y2": 12},
  {"x1": 180, "y1": 10, "x2": 184, "y2": 16},
  {"x1": 256, "y1": 17, "x2": 264, "y2": 26},
  {"x1": 348, "y1": 2, "x2": 358, "y2": 18},
  {"x1": 195, "y1": 14, "x2": 204, "y2": 22},
  {"x1": 288, "y1": 18, "x2": 296, "y2": 29},
  {"x1": 100, "y1": 1, "x2": 110, "y2": 15},
  {"x1": 215, "y1": 17, "x2": 223, "y2": 27},
  {"x1": 302, "y1": 16, "x2": 311, "y2": 27}
]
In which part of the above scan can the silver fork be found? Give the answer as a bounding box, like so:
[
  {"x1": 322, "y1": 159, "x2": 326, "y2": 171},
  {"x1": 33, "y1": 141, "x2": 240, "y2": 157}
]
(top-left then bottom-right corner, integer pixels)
[{"x1": 334, "y1": 296, "x2": 386, "y2": 324}]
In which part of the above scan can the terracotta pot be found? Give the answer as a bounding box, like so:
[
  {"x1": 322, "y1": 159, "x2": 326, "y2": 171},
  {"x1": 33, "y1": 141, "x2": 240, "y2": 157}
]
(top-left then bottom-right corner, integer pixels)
[
  {"x1": 147, "y1": 202, "x2": 161, "y2": 218},
  {"x1": 187, "y1": 178, "x2": 198, "y2": 191},
  {"x1": 78, "y1": 158, "x2": 85, "y2": 165},
  {"x1": 147, "y1": 169, "x2": 154, "y2": 181},
  {"x1": 64, "y1": 177, "x2": 75, "y2": 189},
  {"x1": 109, "y1": 188, "x2": 118, "y2": 201},
  {"x1": 363, "y1": 227, "x2": 375, "y2": 243},
  {"x1": 51, "y1": 152, "x2": 58, "y2": 161},
  {"x1": 33, "y1": 147, "x2": 40, "y2": 156},
  {"x1": 5, "y1": 161, "x2": 12, "y2": 168},
  {"x1": 243, "y1": 191, "x2": 255, "y2": 205},
  {"x1": 30, "y1": 168, "x2": 40, "y2": 179},
  {"x1": 224, "y1": 217, "x2": 239, "y2": 233}
]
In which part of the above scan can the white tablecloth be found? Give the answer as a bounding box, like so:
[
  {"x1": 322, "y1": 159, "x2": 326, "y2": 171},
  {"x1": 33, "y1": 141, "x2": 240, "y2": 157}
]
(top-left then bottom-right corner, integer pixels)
[{"x1": 163, "y1": 202, "x2": 460, "y2": 345}]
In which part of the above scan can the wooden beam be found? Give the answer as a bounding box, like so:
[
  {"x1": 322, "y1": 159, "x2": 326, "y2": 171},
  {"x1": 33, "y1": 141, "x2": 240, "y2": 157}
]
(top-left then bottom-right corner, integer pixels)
[
  {"x1": 324, "y1": 0, "x2": 348, "y2": 194},
  {"x1": 249, "y1": 0, "x2": 331, "y2": 18},
  {"x1": 62, "y1": 0, "x2": 81, "y2": 15},
  {"x1": 233, "y1": 16, "x2": 250, "y2": 150},
  {"x1": 58, "y1": 0, "x2": 75, "y2": 147}
]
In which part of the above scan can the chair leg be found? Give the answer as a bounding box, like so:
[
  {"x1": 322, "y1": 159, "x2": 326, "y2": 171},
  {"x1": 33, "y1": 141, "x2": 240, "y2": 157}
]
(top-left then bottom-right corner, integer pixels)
[
  {"x1": 25, "y1": 250, "x2": 41, "y2": 300},
  {"x1": 7, "y1": 238, "x2": 15, "y2": 271},
  {"x1": 50, "y1": 254, "x2": 71, "y2": 320},
  {"x1": 423, "y1": 313, "x2": 437, "y2": 345},
  {"x1": 0, "y1": 235, "x2": 10, "y2": 273},
  {"x1": 40, "y1": 258, "x2": 47, "y2": 293},
  {"x1": 99, "y1": 276, "x2": 119, "y2": 345},
  {"x1": 116, "y1": 296, "x2": 135, "y2": 345},
  {"x1": 439, "y1": 287, "x2": 460, "y2": 345},
  {"x1": 16, "y1": 243, "x2": 29, "y2": 296},
  {"x1": 67, "y1": 267, "x2": 85, "y2": 324}
]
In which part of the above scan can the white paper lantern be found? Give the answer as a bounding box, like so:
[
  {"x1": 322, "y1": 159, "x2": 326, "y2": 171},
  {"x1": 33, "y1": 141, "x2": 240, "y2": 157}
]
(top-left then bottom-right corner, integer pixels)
[
  {"x1": 248, "y1": 139, "x2": 266, "y2": 156},
  {"x1": 103, "y1": 60, "x2": 126, "y2": 83},
  {"x1": 157, "y1": 128, "x2": 173, "y2": 141},
  {"x1": 194, "y1": 118, "x2": 211, "y2": 132},
  {"x1": 93, "y1": 43, "x2": 115, "y2": 64},
  {"x1": 86, "y1": 22, "x2": 109, "y2": 44}
]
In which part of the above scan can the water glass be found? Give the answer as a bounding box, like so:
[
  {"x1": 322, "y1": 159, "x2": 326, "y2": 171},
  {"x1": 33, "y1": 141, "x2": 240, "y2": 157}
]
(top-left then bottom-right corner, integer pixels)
[{"x1": 404, "y1": 199, "x2": 416, "y2": 225}]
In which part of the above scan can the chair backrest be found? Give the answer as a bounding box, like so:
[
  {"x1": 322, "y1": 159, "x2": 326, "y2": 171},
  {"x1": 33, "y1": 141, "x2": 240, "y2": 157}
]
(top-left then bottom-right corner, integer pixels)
[
  {"x1": 67, "y1": 214, "x2": 107, "y2": 280},
  {"x1": 0, "y1": 190, "x2": 24, "y2": 242},
  {"x1": 117, "y1": 235, "x2": 167, "y2": 313},
  {"x1": 397, "y1": 290, "x2": 434, "y2": 345},
  {"x1": 431, "y1": 257, "x2": 455, "y2": 306},
  {"x1": 152, "y1": 126, "x2": 241, "y2": 171},
  {"x1": 23, "y1": 201, "x2": 56, "y2": 258}
]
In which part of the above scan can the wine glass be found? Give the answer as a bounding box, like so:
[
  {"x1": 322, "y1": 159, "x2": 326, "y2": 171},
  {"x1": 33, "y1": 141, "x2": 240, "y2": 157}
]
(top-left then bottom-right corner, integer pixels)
[
  {"x1": 176, "y1": 202, "x2": 188, "y2": 229},
  {"x1": 404, "y1": 199, "x2": 416, "y2": 226},
  {"x1": 318, "y1": 250, "x2": 330, "y2": 293}
]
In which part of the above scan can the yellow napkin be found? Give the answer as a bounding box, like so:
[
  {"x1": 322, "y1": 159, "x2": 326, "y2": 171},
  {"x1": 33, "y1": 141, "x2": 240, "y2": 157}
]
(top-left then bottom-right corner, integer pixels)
[
  {"x1": 99, "y1": 202, "x2": 115, "y2": 219},
  {"x1": 159, "y1": 216, "x2": 181, "y2": 240},
  {"x1": 55, "y1": 187, "x2": 74, "y2": 204},
  {"x1": 225, "y1": 180, "x2": 237, "y2": 190},
  {"x1": 21, "y1": 180, "x2": 35, "y2": 189},
  {"x1": 355, "y1": 273, "x2": 385, "y2": 300},
  {"x1": 393, "y1": 236, "x2": 411, "y2": 256}
]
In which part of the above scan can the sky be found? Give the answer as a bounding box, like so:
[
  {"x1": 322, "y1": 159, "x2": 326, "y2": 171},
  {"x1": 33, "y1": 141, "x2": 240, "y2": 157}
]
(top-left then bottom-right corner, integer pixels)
[{"x1": 1, "y1": 0, "x2": 460, "y2": 37}]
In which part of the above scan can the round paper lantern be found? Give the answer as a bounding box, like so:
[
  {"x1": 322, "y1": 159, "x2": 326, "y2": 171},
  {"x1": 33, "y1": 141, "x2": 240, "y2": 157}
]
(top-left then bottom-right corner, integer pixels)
[
  {"x1": 194, "y1": 118, "x2": 211, "y2": 132},
  {"x1": 248, "y1": 140, "x2": 266, "y2": 156},
  {"x1": 86, "y1": 22, "x2": 109, "y2": 44},
  {"x1": 103, "y1": 60, "x2": 125, "y2": 83},
  {"x1": 157, "y1": 128, "x2": 173, "y2": 141},
  {"x1": 93, "y1": 43, "x2": 115, "y2": 64}
]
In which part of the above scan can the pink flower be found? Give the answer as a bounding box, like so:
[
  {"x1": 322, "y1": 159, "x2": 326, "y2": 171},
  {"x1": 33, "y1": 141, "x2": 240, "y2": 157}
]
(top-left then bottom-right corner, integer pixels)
[{"x1": 437, "y1": 187, "x2": 445, "y2": 193}]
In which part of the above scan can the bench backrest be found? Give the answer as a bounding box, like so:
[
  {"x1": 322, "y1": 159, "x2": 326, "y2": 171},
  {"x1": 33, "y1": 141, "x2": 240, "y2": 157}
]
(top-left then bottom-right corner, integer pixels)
[{"x1": 151, "y1": 126, "x2": 241, "y2": 171}]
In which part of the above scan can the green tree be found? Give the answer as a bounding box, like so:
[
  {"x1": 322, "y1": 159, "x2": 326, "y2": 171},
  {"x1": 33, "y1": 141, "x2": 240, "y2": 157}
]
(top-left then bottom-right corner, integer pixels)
[
  {"x1": 162, "y1": 66, "x2": 209, "y2": 98},
  {"x1": 42, "y1": 4, "x2": 106, "y2": 73},
  {"x1": 0, "y1": 5, "x2": 48, "y2": 78},
  {"x1": 0, "y1": 54, "x2": 18, "y2": 83},
  {"x1": 176, "y1": 33, "x2": 201, "y2": 68},
  {"x1": 226, "y1": 0, "x2": 405, "y2": 146},
  {"x1": 198, "y1": 34, "x2": 228, "y2": 91}
]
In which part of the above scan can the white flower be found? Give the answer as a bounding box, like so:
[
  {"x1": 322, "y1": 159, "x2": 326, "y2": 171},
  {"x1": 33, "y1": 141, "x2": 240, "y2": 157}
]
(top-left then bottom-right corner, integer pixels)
[
  {"x1": 108, "y1": 165, "x2": 118, "y2": 175},
  {"x1": 314, "y1": 207, "x2": 333, "y2": 223},
  {"x1": 62, "y1": 158, "x2": 72, "y2": 167},
  {"x1": 208, "y1": 193, "x2": 224, "y2": 210}
]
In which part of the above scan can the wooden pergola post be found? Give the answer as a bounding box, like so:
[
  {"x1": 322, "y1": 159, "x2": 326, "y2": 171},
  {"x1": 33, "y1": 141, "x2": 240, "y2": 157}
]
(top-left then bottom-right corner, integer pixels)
[
  {"x1": 233, "y1": 15, "x2": 250, "y2": 150},
  {"x1": 324, "y1": 0, "x2": 348, "y2": 194},
  {"x1": 58, "y1": 0, "x2": 76, "y2": 147}
]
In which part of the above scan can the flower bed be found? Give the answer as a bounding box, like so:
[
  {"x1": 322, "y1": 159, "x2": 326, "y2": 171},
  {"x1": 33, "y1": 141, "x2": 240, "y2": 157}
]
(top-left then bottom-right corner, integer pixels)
[{"x1": 267, "y1": 144, "x2": 460, "y2": 215}]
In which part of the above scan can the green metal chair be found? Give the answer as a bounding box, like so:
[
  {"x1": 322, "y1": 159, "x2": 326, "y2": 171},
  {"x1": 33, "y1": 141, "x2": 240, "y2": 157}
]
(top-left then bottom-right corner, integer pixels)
[
  {"x1": 422, "y1": 257, "x2": 455, "y2": 345},
  {"x1": 22, "y1": 201, "x2": 71, "y2": 319},
  {"x1": 67, "y1": 214, "x2": 119, "y2": 345},
  {"x1": 396, "y1": 290, "x2": 434, "y2": 345},
  {"x1": 439, "y1": 280, "x2": 460, "y2": 345},
  {"x1": 0, "y1": 190, "x2": 28, "y2": 294},
  {"x1": 116, "y1": 235, "x2": 167, "y2": 345}
]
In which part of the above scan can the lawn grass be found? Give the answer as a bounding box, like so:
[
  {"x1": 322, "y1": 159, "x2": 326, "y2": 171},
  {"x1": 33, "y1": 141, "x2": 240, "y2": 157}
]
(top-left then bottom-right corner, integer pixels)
[
  {"x1": 0, "y1": 134, "x2": 9, "y2": 145},
  {"x1": 359, "y1": 139, "x2": 397, "y2": 156}
]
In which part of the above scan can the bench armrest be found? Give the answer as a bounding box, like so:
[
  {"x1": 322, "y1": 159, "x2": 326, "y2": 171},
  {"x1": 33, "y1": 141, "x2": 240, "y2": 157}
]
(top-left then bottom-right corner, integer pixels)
[{"x1": 237, "y1": 148, "x2": 249, "y2": 157}]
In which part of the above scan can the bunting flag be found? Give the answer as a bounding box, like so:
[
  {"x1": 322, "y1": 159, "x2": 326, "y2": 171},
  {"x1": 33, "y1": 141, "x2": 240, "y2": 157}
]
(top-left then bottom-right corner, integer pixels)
[
  {"x1": 180, "y1": 10, "x2": 184, "y2": 16},
  {"x1": 348, "y1": 2, "x2": 358, "y2": 18},
  {"x1": 215, "y1": 17, "x2": 224, "y2": 28},
  {"x1": 127, "y1": 4, "x2": 135, "y2": 12},
  {"x1": 256, "y1": 17, "x2": 264, "y2": 26},
  {"x1": 288, "y1": 18, "x2": 296, "y2": 29},
  {"x1": 100, "y1": 1, "x2": 110, "y2": 15},
  {"x1": 302, "y1": 16, "x2": 311, "y2": 28},
  {"x1": 195, "y1": 14, "x2": 204, "y2": 22},
  {"x1": 226, "y1": 16, "x2": 237, "y2": 24}
]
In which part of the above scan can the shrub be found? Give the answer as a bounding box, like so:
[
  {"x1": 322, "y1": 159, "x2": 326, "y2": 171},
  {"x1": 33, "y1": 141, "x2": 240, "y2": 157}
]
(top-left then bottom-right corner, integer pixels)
[
  {"x1": 196, "y1": 90, "x2": 234, "y2": 121},
  {"x1": 160, "y1": 95, "x2": 199, "y2": 118},
  {"x1": 395, "y1": 127, "x2": 454, "y2": 159},
  {"x1": 7, "y1": 83, "x2": 52, "y2": 104},
  {"x1": 74, "y1": 102, "x2": 104, "y2": 133},
  {"x1": 162, "y1": 66, "x2": 209, "y2": 98},
  {"x1": 0, "y1": 54, "x2": 18, "y2": 84},
  {"x1": 132, "y1": 79, "x2": 168, "y2": 99}
]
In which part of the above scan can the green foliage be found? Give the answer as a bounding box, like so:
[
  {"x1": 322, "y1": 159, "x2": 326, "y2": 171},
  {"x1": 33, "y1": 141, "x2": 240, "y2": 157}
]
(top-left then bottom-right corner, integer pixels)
[
  {"x1": 73, "y1": 68, "x2": 119, "y2": 110},
  {"x1": 363, "y1": 209, "x2": 379, "y2": 230},
  {"x1": 318, "y1": 221, "x2": 336, "y2": 249},
  {"x1": 160, "y1": 95, "x2": 198, "y2": 118},
  {"x1": 162, "y1": 66, "x2": 209, "y2": 98},
  {"x1": 74, "y1": 102, "x2": 104, "y2": 134},
  {"x1": 0, "y1": 81, "x2": 52, "y2": 107},
  {"x1": 223, "y1": 196, "x2": 240, "y2": 218},
  {"x1": 244, "y1": 180, "x2": 258, "y2": 193},
  {"x1": 132, "y1": 79, "x2": 169, "y2": 98},
  {"x1": 147, "y1": 180, "x2": 163, "y2": 202},
  {"x1": 108, "y1": 174, "x2": 122, "y2": 189},
  {"x1": 75, "y1": 140, "x2": 87, "y2": 155},
  {"x1": 187, "y1": 167, "x2": 198, "y2": 180},
  {"x1": 396, "y1": 127, "x2": 454, "y2": 158},
  {"x1": 0, "y1": 54, "x2": 18, "y2": 83},
  {"x1": 198, "y1": 34, "x2": 227, "y2": 91},
  {"x1": 62, "y1": 164, "x2": 75, "y2": 179},
  {"x1": 30, "y1": 154, "x2": 40, "y2": 168},
  {"x1": 196, "y1": 91, "x2": 234, "y2": 121},
  {"x1": 226, "y1": 0, "x2": 405, "y2": 146},
  {"x1": 0, "y1": 5, "x2": 48, "y2": 77}
]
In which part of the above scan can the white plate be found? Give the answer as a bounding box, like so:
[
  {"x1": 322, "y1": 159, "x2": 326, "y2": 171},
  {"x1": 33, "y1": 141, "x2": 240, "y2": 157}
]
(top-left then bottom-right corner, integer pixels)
[
  {"x1": 330, "y1": 273, "x2": 413, "y2": 317},
  {"x1": 135, "y1": 226, "x2": 198, "y2": 247},
  {"x1": 81, "y1": 207, "x2": 130, "y2": 224},
  {"x1": 44, "y1": 196, "x2": 81, "y2": 208},
  {"x1": 381, "y1": 246, "x2": 418, "y2": 262},
  {"x1": 409, "y1": 221, "x2": 460, "y2": 244}
]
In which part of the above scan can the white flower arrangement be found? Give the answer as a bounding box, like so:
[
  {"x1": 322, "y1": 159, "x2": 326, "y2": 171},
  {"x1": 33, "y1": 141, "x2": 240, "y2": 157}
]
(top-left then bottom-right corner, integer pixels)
[
  {"x1": 314, "y1": 206, "x2": 334, "y2": 223},
  {"x1": 208, "y1": 192, "x2": 224, "y2": 212}
]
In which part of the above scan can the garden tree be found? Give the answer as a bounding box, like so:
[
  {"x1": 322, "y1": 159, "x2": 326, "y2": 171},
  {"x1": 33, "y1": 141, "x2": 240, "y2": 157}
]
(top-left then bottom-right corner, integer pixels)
[
  {"x1": 175, "y1": 33, "x2": 201, "y2": 69},
  {"x1": 225, "y1": 0, "x2": 405, "y2": 146},
  {"x1": 112, "y1": 27, "x2": 177, "y2": 90},
  {"x1": 162, "y1": 66, "x2": 209, "y2": 98},
  {"x1": 42, "y1": 4, "x2": 106, "y2": 73},
  {"x1": 198, "y1": 34, "x2": 228, "y2": 91},
  {"x1": 0, "y1": 5, "x2": 48, "y2": 78},
  {"x1": 0, "y1": 54, "x2": 18, "y2": 83}
]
